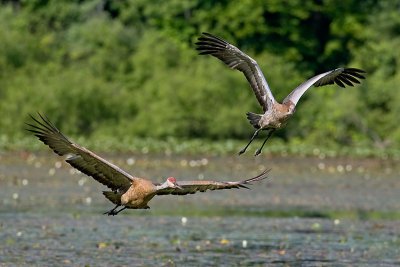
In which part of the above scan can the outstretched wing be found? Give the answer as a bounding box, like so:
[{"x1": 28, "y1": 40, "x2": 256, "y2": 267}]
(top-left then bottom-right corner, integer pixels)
[
  {"x1": 196, "y1": 32, "x2": 276, "y2": 112},
  {"x1": 156, "y1": 168, "x2": 270, "y2": 195},
  {"x1": 26, "y1": 114, "x2": 134, "y2": 191},
  {"x1": 283, "y1": 68, "x2": 366, "y2": 106}
]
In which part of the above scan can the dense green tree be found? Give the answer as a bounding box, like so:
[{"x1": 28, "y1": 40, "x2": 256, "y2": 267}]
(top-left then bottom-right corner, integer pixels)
[{"x1": 0, "y1": 0, "x2": 398, "y2": 152}]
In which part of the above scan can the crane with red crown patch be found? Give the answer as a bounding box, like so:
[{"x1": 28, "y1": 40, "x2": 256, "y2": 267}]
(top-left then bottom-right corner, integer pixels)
[{"x1": 27, "y1": 114, "x2": 271, "y2": 215}]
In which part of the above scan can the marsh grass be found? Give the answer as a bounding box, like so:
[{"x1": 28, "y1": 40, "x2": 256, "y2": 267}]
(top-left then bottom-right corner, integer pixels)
[{"x1": 3, "y1": 134, "x2": 400, "y2": 160}]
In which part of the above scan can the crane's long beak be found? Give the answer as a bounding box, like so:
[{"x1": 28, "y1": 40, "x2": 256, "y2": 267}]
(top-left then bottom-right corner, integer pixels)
[{"x1": 174, "y1": 183, "x2": 183, "y2": 190}]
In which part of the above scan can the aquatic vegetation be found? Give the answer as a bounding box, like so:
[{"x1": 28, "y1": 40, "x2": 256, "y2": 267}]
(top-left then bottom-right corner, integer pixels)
[{"x1": 2, "y1": 134, "x2": 400, "y2": 160}]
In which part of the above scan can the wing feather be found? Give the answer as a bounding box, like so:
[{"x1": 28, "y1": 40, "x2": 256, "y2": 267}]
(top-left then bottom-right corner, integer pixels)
[
  {"x1": 334, "y1": 77, "x2": 346, "y2": 88},
  {"x1": 26, "y1": 114, "x2": 133, "y2": 191},
  {"x1": 196, "y1": 32, "x2": 275, "y2": 111},
  {"x1": 283, "y1": 68, "x2": 366, "y2": 106},
  {"x1": 156, "y1": 168, "x2": 270, "y2": 195},
  {"x1": 341, "y1": 73, "x2": 360, "y2": 84}
]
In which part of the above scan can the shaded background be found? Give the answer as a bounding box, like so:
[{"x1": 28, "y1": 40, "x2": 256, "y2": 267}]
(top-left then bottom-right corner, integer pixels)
[{"x1": 0, "y1": 0, "x2": 399, "y2": 153}]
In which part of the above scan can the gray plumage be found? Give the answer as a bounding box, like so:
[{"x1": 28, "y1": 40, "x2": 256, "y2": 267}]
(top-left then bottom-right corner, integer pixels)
[
  {"x1": 156, "y1": 168, "x2": 270, "y2": 195},
  {"x1": 196, "y1": 32, "x2": 366, "y2": 156}
]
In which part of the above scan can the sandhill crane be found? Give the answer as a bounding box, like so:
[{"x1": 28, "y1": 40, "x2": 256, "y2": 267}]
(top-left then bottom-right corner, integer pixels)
[
  {"x1": 196, "y1": 32, "x2": 366, "y2": 156},
  {"x1": 27, "y1": 114, "x2": 270, "y2": 215}
]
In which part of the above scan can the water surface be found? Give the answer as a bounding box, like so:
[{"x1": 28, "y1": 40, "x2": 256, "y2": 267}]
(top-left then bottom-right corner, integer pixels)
[{"x1": 0, "y1": 152, "x2": 399, "y2": 266}]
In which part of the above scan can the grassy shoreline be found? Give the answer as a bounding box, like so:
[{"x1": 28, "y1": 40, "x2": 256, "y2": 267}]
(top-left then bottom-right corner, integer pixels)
[
  {"x1": 5, "y1": 207, "x2": 400, "y2": 221},
  {"x1": 1, "y1": 135, "x2": 399, "y2": 160}
]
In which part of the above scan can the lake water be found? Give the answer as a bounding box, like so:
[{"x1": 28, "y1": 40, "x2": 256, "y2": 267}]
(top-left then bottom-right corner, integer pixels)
[{"x1": 0, "y1": 152, "x2": 399, "y2": 266}]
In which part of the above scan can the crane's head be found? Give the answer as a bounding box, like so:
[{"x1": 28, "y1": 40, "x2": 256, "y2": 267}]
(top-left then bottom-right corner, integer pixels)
[{"x1": 166, "y1": 177, "x2": 183, "y2": 190}]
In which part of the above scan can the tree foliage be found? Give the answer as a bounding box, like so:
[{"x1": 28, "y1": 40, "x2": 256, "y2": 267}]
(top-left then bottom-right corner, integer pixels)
[{"x1": 0, "y1": 0, "x2": 398, "y2": 150}]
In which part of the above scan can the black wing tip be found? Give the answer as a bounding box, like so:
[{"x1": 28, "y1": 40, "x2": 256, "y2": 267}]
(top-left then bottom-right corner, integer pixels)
[
  {"x1": 26, "y1": 113, "x2": 71, "y2": 144},
  {"x1": 196, "y1": 32, "x2": 228, "y2": 47},
  {"x1": 238, "y1": 184, "x2": 251, "y2": 189},
  {"x1": 200, "y1": 32, "x2": 217, "y2": 38},
  {"x1": 26, "y1": 113, "x2": 47, "y2": 131},
  {"x1": 345, "y1": 67, "x2": 367, "y2": 73},
  {"x1": 27, "y1": 113, "x2": 56, "y2": 132},
  {"x1": 257, "y1": 168, "x2": 272, "y2": 178},
  {"x1": 240, "y1": 168, "x2": 271, "y2": 186},
  {"x1": 344, "y1": 68, "x2": 366, "y2": 79},
  {"x1": 334, "y1": 78, "x2": 346, "y2": 88},
  {"x1": 315, "y1": 68, "x2": 367, "y2": 88},
  {"x1": 28, "y1": 112, "x2": 46, "y2": 123}
]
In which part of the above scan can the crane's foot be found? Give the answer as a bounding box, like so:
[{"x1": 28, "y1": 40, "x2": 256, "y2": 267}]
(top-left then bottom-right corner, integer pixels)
[
  {"x1": 103, "y1": 204, "x2": 120, "y2": 216},
  {"x1": 254, "y1": 149, "x2": 262, "y2": 156},
  {"x1": 104, "y1": 209, "x2": 118, "y2": 216},
  {"x1": 238, "y1": 148, "x2": 247, "y2": 155},
  {"x1": 254, "y1": 129, "x2": 274, "y2": 156}
]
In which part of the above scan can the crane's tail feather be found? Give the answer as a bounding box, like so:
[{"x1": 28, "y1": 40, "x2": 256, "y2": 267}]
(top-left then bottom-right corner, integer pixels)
[
  {"x1": 246, "y1": 112, "x2": 262, "y2": 129},
  {"x1": 103, "y1": 191, "x2": 122, "y2": 205}
]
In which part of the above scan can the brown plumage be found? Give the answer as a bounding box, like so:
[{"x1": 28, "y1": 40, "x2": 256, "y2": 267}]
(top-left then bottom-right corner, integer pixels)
[
  {"x1": 27, "y1": 114, "x2": 270, "y2": 215},
  {"x1": 196, "y1": 32, "x2": 366, "y2": 156}
]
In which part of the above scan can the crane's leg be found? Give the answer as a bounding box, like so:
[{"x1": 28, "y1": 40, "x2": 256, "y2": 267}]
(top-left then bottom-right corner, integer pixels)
[
  {"x1": 239, "y1": 128, "x2": 262, "y2": 155},
  {"x1": 104, "y1": 204, "x2": 120, "y2": 216},
  {"x1": 111, "y1": 206, "x2": 127, "y2": 215},
  {"x1": 254, "y1": 129, "x2": 275, "y2": 156}
]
